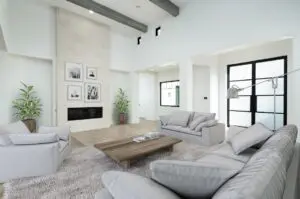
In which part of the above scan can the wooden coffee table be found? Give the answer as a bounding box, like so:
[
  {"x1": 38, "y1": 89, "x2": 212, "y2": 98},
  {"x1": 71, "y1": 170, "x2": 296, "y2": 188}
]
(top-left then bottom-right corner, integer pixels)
[{"x1": 94, "y1": 136, "x2": 181, "y2": 168}]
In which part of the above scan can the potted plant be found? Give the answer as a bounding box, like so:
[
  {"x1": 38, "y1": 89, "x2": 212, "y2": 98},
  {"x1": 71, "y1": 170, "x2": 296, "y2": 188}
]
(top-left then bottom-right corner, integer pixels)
[
  {"x1": 114, "y1": 88, "x2": 130, "y2": 124},
  {"x1": 12, "y1": 82, "x2": 42, "y2": 132}
]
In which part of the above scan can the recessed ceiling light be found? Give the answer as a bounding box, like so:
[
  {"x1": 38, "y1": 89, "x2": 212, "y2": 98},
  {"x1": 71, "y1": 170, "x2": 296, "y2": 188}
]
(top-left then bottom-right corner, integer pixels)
[
  {"x1": 136, "y1": 5, "x2": 141, "y2": 8},
  {"x1": 89, "y1": 10, "x2": 94, "y2": 14}
]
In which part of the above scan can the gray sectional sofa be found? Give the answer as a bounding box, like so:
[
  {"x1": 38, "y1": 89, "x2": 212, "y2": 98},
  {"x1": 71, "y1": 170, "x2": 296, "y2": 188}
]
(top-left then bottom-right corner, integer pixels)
[
  {"x1": 95, "y1": 124, "x2": 300, "y2": 199},
  {"x1": 157, "y1": 111, "x2": 225, "y2": 145}
]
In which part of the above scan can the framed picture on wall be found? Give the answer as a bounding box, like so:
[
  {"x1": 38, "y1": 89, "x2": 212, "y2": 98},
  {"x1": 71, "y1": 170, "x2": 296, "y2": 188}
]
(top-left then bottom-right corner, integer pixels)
[
  {"x1": 67, "y1": 85, "x2": 82, "y2": 101},
  {"x1": 65, "y1": 62, "x2": 83, "y2": 82},
  {"x1": 85, "y1": 83, "x2": 101, "y2": 102},
  {"x1": 86, "y1": 67, "x2": 98, "y2": 80}
]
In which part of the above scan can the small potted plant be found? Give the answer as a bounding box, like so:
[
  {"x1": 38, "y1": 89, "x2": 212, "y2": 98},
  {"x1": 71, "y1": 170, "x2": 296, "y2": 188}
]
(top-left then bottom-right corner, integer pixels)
[
  {"x1": 12, "y1": 82, "x2": 42, "y2": 132},
  {"x1": 114, "y1": 88, "x2": 130, "y2": 124}
]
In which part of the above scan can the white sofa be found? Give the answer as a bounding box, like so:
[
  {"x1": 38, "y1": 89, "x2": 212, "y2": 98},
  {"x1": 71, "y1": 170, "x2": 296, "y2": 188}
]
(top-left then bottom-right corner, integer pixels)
[{"x1": 0, "y1": 121, "x2": 71, "y2": 183}]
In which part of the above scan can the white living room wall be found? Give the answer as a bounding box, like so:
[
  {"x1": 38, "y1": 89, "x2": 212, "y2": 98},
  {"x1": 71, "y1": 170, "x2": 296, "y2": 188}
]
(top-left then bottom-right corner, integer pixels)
[
  {"x1": 193, "y1": 65, "x2": 210, "y2": 113},
  {"x1": 0, "y1": 52, "x2": 52, "y2": 126},
  {"x1": 138, "y1": 72, "x2": 157, "y2": 120},
  {"x1": 218, "y1": 39, "x2": 293, "y2": 126},
  {"x1": 156, "y1": 68, "x2": 179, "y2": 117},
  {"x1": 5, "y1": 0, "x2": 55, "y2": 60},
  {"x1": 110, "y1": 70, "x2": 131, "y2": 124},
  {"x1": 56, "y1": 9, "x2": 111, "y2": 132}
]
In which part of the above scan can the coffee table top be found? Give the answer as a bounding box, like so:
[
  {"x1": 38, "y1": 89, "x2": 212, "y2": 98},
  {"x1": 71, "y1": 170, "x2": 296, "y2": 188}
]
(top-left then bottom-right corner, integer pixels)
[{"x1": 94, "y1": 136, "x2": 181, "y2": 163}]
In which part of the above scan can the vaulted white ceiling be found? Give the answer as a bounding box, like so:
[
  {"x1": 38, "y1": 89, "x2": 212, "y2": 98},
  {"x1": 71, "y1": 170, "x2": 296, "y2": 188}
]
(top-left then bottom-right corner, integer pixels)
[{"x1": 43, "y1": 0, "x2": 189, "y2": 37}]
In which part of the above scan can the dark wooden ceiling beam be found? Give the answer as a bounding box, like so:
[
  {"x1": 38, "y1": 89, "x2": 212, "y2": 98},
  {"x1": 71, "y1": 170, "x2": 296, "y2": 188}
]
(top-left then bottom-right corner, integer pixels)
[
  {"x1": 149, "y1": 0, "x2": 179, "y2": 17},
  {"x1": 66, "y1": 0, "x2": 148, "y2": 33}
]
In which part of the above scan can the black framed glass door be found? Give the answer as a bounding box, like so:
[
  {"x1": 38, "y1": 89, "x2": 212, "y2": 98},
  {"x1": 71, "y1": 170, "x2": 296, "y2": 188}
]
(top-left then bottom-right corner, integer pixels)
[{"x1": 227, "y1": 56, "x2": 287, "y2": 130}]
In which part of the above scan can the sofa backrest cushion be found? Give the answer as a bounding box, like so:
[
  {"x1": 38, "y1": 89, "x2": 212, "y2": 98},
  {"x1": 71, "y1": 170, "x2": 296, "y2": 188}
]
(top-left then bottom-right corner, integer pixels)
[
  {"x1": 213, "y1": 150, "x2": 286, "y2": 199},
  {"x1": 193, "y1": 112, "x2": 216, "y2": 121},
  {"x1": 0, "y1": 121, "x2": 30, "y2": 134},
  {"x1": 9, "y1": 133, "x2": 59, "y2": 145},
  {"x1": 167, "y1": 111, "x2": 191, "y2": 127},
  {"x1": 260, "y1": 124, "x2": 297, "y2": 170},
  {"x1": 150, "y1": 155, "x2": 244, "y2": 198},
  {"x1": 195, "y1": 120, "x2": 218, "y2": 132},
  {"x1": 229, "y1": 123, "x2": 274, "y2": 154}
]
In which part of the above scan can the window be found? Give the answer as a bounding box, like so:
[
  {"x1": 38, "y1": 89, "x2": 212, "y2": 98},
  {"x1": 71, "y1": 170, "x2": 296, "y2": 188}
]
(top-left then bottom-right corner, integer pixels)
[
  {"x1": 160, "y1": 80, "x2": 180, "y2": 107},
  {"x1": 227, "y1": 56, "x2": 287, "y2": 130}
]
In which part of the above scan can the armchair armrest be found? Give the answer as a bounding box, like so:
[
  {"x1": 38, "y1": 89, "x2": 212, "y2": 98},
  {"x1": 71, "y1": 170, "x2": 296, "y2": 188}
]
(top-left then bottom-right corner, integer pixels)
[
  {"x1": 0, "y1": 142, "x2": 60, "y2": 182},
  {"x1": 202, "y1": 123, "x2": 225, "y2": 146}
]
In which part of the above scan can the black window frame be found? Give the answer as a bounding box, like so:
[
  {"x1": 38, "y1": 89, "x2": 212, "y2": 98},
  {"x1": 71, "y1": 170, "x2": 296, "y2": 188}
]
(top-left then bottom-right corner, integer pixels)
[
  {"x1": 227, "y1": 56, "x2": 288, "y2": 129},
  {"x1": 160, "y1": 80, "x2": 180, "y2": 107}
]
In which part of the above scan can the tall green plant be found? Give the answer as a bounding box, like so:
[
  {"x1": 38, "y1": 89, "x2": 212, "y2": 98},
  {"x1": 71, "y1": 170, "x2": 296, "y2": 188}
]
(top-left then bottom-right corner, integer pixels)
[
  {"x1": 12, "y1": 82, "x2": 42, "y2": 120},
  {"x1": 114, "y1": 88, "x2": 130, "y2": 114}
]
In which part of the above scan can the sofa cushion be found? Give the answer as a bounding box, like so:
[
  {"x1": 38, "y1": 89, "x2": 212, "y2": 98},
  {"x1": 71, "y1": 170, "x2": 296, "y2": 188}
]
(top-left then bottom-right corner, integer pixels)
[
  {"x1": 195, "y1": 120, "x2": 218, "y2": 132},
  {"x1": 39, "y1": 125, "x2": 70, "y2": 141},
  {"x1": 226, "y1": 126, "x2": 246, "y2": 141},
  {"x1": 9, "y1": 133, "x2": 59, "y2": 145},
  {"x1": 59, "y1": 140, "x2": 68, "y2": 152},
  {"x1": 0, "y1": 121, "x2": 30, "y2": 134},
  {"x1": 150, "y1": 155, "x2": 244, "y2": 198},
  {"x1": 212, "y1": 143, "x2": 256, "y2": 163},
  {"x1": 162, "y1": 125, "x2": 201, "y2": 137},
  {"x1": 213, "y1": 150, "x2": 286, "y2": 199},
  {"x1": 0, "y1": 134, "x2": 12, "y2": 146},
  {"x1": 229, "y1": 123, "x2": 274, "y2": 154},
  {"x1": 260, "y1": 124, "x2": 297, "y2": 170},
  {"x1": 160, "y1": 115, "x2": 170, "y2": 126},
  {"x1": 102, "y1": 171, "x2": 180, "y2": 199},
  {"x1": 189, "y1": 115, "x2": 207, "y2": 130},
  {"x1": 94, "y1": 188, "x2": 114, "y2": 199},
  {"x1": 167, "y1": 111, "x2": 191, "y2": 127},
  {"x1": 193, "y1": 112, "x2": 216, "y2": 121}
]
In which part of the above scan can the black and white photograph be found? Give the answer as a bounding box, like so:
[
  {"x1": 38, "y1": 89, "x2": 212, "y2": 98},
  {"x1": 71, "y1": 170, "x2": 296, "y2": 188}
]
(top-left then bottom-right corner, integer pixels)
[
  {"x1": 65, "y1": 62, "x2": 83, "y2": 82},
  {"x1": 67, "y1": 85, "x2": 82, "y2": 101},
  {"x1": 85, "y1": 83, "x2": 101, "y2": 102},
  {"x1": 86, "y1": 67, "x2": 98, "y2": 80}
]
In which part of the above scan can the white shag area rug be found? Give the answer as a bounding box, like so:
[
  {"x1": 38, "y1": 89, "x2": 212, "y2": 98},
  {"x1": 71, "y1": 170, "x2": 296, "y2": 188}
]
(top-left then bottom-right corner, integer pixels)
[{"x1": 4, "y1": 143, "x2": 212, "y2": 199}]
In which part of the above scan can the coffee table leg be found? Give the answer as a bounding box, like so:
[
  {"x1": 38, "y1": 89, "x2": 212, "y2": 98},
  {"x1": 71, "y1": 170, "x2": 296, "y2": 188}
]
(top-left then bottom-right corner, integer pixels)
[{"x1": 120, "y1": 160, "x2": 130, "y2": 168}]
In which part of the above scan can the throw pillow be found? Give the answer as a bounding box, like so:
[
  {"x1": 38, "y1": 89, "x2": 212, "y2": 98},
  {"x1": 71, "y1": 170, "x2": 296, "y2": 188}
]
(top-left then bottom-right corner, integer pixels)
[
  {"x1": 39, "y1": 125, "x2": 70, "y2": 141},
  {"x1": 0, "y1": 134, "x2": 12, "y2": 146},
  {"x1": 189, "y1": 115, "x2": 207, "y2": 130},
  {"x1": 229, "y1": 123, "x2": 274, "y2": 154},
  {"x1": 0, "y1": 121, "x2": 31, "y2": 134},
  {"x1": 195, "y1": 120, "x2": 218, "y2": 132},
  {"x1": 193, "y1": 112, "x2": 216, "y2": 121},
  {"x1": 159, "y1": 115, "x2": 170, "y2": 126},
  {"x1": 102, "y1": 171, "x2": 180, "y2": 199},
  {"x1": 226, "y1": 126, "x2": 246, "y2": 141},
  {"x1": 150, "y1": 155, "x2": 244, "y2": 198},
  {"x1": 9, "y1": 133, "x2": 59, "y2": 145},
  {"x1": 167, "y1": 111, "x2": 191, "y2": 127}
]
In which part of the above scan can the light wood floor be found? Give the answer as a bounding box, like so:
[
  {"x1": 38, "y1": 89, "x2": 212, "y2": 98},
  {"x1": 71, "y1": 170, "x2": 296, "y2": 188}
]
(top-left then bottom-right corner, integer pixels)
[{"x1": 0, "y1": 120, "x2": 157, "y2": 198}]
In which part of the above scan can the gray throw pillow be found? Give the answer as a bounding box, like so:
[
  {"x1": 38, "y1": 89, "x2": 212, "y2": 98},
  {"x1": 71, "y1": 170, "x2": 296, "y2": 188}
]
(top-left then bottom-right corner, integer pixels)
[
  {"x1": 150, "y1": 155, "x2": 244, "y2": 198},
  {"x1": 0, "y1": 121, "x2": 31, "y2": 134},
  {"x1": 0, "y1": 134, "x2": 12, "y2": 146},
  {"x1": 195, "y1": 120, "x2": 218, "y2": 132},
  {"x1": 229, "y1": 123, "x2": 274, "y2": 154},
  {"x1": 193, "y1": 112, "x2": 216, "y2": 121},
  {"x1": 167, "y1": 111, "x2": 191, "y2": 127},
  {"x1": 39, "y1": 125, "x2": 70, "y2": 141},
  {"x1": 189, "y1": 115, "x2": 207, "y2": 130},
  {"x1": 9, "y1": 133, "x2": 59, "y2": 145},
  {"x1": 102, "y1": 171, "x2": 180, "y2": 199}
]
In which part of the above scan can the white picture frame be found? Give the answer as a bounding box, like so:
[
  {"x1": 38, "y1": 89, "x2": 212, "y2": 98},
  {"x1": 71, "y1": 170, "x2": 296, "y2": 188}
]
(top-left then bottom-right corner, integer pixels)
[
  {"x1": 67, "y1": 85, "x2": 82, "y2": 101},
  {"x1": 86, "y1": 67, "x2": 98, "y2": 80},
  {"x1": 85, "y1": 83, "x2": 101, "y2": 102},
  {"x1": 65, "y1": 62, "x2": 83, "y2": 82}
]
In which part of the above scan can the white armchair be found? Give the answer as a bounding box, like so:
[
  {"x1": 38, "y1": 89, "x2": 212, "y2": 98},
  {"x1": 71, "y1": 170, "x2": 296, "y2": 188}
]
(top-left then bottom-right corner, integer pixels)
[{"x1": 0, "y1": 121, "x2": 71, "y2": 183}]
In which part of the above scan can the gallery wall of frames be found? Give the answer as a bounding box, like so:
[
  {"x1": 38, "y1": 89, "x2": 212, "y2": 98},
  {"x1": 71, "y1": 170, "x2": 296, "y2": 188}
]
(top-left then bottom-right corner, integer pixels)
[{"x1": 65, "y1": 62, "x2": 101, "y2": 103}]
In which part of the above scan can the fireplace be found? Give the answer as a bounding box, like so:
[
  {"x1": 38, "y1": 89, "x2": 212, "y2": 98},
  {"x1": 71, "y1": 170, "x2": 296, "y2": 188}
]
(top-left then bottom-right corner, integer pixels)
[{"x1": 68, "y1": 107, "x2": 103, "y2": 121}]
